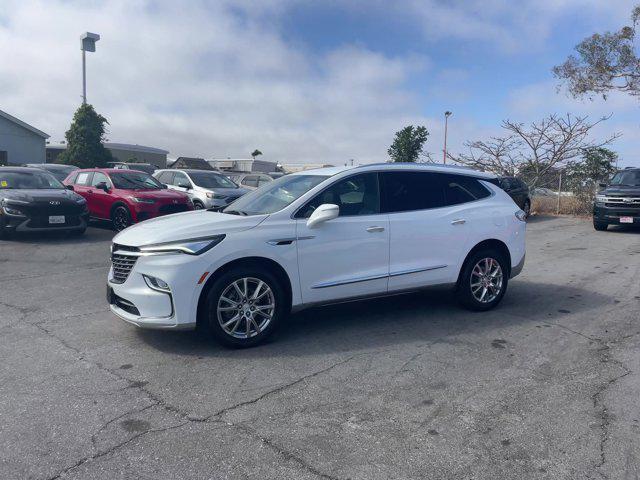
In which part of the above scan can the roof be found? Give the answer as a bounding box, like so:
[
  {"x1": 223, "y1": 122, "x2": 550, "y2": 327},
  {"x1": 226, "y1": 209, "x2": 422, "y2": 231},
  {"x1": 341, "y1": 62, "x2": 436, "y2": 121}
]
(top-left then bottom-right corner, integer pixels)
[
  {"x1": 290, "y1": 163, "x2": 496, "y2": 178},
  {"x1": 0, "y1": 166, "x2": 47, "y2": 173},
  {"x1": 46, "y1": 142, "x2": 168, "y2": 155},
  {"x1": 72, "y1": 168, "x2": 152, "y2": 174},
  {"x1": 105, "y1": 143, "x2": 169, "y2": 155},
  {"x1": 0, "y1": 109, "x2": 49, "y2": 139}
]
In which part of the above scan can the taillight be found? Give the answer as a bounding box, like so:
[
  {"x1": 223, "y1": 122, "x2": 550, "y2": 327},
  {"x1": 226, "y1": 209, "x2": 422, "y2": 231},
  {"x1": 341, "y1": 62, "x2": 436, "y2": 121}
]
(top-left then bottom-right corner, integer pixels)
[{"x1": 515, "y1": 210, "x2": 527, "y2": 222}]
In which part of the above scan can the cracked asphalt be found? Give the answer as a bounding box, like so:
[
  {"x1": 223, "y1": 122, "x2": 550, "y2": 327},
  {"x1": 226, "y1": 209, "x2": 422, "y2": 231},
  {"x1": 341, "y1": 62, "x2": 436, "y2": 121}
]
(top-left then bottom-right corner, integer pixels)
[{"x1": 1, "y1": 216, "x2": 639, "y2": 480}]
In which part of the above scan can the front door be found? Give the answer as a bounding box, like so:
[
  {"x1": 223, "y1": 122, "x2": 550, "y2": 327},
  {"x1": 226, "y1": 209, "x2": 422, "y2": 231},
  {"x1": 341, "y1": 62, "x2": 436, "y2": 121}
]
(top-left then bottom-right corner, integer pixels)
[
  {"x1": 89, "y1": 171, "x2": 113, "y2": 220},
  {"x1": 295, "y1": 172, "x2": 389, "y2": 304}
]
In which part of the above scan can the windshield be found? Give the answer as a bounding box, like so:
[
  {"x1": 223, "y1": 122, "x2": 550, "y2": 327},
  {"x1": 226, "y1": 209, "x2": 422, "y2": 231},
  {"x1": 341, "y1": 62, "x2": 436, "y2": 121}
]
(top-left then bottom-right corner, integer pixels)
[
  {"x1": 223, "y1": 174, "x2": 329, "y2": 215},
  {"x1": 43, "y1": 165, "x2": 77, "y2": 181},
  {"x1": 0, "y1": 170, "x2": 64, "y2": 190},
  {"x1": 110, "y1": 171, "x2": 163, "y2": 190},
  {"x1": 610, "y1": 171, "x2": 640, "y2": 187},
  {"x1": 189, "y1": 171, "x2": 238, "y2": 189}
]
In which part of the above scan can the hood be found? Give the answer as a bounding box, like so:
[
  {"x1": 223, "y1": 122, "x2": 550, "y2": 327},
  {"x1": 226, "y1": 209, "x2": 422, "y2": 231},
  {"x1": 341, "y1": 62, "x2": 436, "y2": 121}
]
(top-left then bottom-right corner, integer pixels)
[
  {"x1": 601, "y1": 185, "x2": 640, "y2": 196},
  {"x1": 113, "y1": 210, "x2": 268, "y2": 247},
  {"x1": 1, "y1": 188, "x2": 84, "y2": 204},
  {"x1": 120, "y1": 188, "x2": 189, "y2": 201}
]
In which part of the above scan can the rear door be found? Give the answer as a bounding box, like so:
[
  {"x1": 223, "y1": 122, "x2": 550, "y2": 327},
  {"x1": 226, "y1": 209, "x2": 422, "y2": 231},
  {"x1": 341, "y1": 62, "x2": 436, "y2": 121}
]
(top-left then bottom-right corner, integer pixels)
[
  {"x1": 295, "y1": 172, "x2": 389, "y2": 304},
  {"x1": 382, "y1": 172, "x2": 489, "y2": 291}
]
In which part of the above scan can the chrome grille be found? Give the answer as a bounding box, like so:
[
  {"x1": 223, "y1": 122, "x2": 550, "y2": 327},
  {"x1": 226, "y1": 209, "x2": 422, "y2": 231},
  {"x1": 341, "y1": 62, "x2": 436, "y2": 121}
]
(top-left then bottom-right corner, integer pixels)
[{"x1": 111, "y1": 244, "x2": 139, "y2": 284}]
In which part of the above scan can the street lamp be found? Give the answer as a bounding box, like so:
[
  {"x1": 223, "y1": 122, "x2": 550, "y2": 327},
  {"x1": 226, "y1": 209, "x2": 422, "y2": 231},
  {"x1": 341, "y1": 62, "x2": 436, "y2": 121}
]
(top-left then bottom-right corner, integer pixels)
[
  {"x1": 443, "y1": 111, "x2": 452, "y2": 164},
  {"x1": 80, "y1": 32, "x2": 100, "y2": 104}
]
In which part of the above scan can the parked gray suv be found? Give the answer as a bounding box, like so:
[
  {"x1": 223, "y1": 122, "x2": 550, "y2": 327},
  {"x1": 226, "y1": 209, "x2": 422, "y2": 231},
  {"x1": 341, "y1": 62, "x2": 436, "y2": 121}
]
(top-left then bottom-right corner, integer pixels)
[{"x1": 154, "y1": 169, "x2": 250, "y2": 210}]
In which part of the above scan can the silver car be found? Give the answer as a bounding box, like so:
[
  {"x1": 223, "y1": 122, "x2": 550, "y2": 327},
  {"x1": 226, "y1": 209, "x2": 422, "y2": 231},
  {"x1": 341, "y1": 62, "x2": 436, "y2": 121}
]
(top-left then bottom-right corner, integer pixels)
[
  {"x1": 225, "y1": 172, "x2": 274, "y2": 190},
  {"x1": 154, "y1": 169, "x2": 250, "y2": 210}
]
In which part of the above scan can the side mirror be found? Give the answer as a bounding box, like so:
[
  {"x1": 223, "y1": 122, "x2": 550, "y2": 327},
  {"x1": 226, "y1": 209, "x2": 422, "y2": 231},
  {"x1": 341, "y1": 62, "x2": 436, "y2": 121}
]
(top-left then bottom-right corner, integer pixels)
[
  {"x1": 161, "y1": 183, "x2": 168, "y2": 189},
  {"x1": 306, "y1": 203, "x2": 339, "y2": 229},
  {"x1": 95, "y1": 181, "x2": 110, "y2": 192},
  {"x1": 65, "y1": 184, "x2": 74, "y2": 191},
  {"x1": 178, "y1": 182, "x2": 191, "y2": 190}
]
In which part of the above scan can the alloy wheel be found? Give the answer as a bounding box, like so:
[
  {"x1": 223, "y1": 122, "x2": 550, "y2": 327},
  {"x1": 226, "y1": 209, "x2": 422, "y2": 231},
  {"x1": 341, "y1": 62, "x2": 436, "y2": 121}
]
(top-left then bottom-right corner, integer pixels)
[
  {"x1": 217, "y1": 277, "x2": 275, "y2": 339},
  {"x1": 470, "y1": 257, "x2": 503, "y2": 303},
  {"x1": 113, "y1": 208, "x2": 130, "y2": 231}
]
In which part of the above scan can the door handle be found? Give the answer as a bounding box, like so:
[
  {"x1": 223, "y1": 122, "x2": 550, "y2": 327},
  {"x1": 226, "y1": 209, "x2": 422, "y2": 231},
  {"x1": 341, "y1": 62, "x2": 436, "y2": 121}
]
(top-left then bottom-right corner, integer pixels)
[
  {"x1": 366, "y1": 226, "x2": 385, "y2": 233},
  {"x1": 451, "y1": 219, "x2": 466, "y2": 225}
]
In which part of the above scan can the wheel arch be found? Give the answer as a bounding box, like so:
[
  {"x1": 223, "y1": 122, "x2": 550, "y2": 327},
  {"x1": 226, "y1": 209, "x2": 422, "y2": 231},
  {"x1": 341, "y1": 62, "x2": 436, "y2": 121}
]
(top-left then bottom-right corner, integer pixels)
[
  {"x1": 458, "y1": 239, "x2": 512, "y2": 285},
  {"x1": 109, "y1": 200, "x2": 131, "y2": 218},
  {"x1": 196, "y1": 256, "x2": 293, "y2": 328}
]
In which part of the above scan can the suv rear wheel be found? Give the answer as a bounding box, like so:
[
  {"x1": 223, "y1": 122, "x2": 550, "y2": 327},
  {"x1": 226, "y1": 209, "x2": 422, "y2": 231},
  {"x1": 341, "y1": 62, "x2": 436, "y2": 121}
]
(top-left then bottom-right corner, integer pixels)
[
  {"x1": 456, "y1": 250, "x2": 509, "y2": 311},
  {"x1": 203, "y1": 266, "x2": 287, "y2": 348}
]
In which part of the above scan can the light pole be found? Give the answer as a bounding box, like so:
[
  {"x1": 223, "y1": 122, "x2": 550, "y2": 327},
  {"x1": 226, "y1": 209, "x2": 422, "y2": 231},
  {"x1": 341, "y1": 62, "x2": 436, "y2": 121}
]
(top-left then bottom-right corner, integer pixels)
[
  {"x1": 443, "y1": 111, "x2": 452, "y2": 164},
  {"x1": 80, "y1": 32, "x2": 100, "y2": 104}
]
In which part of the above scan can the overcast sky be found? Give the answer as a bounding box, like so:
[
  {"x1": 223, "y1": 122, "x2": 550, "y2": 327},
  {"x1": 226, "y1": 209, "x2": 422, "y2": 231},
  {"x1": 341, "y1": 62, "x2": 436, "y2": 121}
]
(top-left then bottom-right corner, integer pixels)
[{"x1": 0, "y1": 0, "x2": 638, "y2": 166}]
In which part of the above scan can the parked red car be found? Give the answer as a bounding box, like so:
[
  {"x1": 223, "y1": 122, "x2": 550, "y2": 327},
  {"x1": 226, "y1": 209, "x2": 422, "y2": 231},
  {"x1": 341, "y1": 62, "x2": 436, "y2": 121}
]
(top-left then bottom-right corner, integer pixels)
[{"x1": 63, "y1": 168, "x2": 194, "y2": 231}]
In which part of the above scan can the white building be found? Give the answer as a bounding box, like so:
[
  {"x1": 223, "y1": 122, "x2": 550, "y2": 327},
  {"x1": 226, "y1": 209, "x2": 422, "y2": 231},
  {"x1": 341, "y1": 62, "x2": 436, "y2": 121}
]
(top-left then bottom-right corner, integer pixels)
[{"x1": 0, "y1": 109, "x2": 49, "y2": 165}]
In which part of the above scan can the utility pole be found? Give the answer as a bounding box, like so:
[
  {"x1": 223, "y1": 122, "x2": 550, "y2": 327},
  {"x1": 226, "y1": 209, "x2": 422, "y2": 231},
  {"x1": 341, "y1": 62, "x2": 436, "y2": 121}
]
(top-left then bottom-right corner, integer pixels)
[
  {"x1": 443, "y1": 111, "x2": 452, "y2": 164},
  {"x1": 80, "y1": 32, "x2": 100, "y2": 103}
]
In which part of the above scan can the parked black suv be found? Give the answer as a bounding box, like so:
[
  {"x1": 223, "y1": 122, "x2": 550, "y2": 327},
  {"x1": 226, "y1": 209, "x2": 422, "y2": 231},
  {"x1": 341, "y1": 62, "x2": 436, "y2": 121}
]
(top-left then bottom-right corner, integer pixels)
[
  {"x1": 593, "y1": 168, "x2": 640, "y2": 231},
  {"x1": 0, "y1": 167, "x2": 89, "y2": 238},
  {"x1": 488, "y1": 177, "x2": 531, "y2": 217}
]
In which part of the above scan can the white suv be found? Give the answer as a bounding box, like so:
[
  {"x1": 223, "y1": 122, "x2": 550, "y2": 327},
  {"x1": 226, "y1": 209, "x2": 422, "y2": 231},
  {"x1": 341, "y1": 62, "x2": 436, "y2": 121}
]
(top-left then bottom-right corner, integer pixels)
[{"x1": 107, "y1": 163, "x2": 526, "y2": 347}]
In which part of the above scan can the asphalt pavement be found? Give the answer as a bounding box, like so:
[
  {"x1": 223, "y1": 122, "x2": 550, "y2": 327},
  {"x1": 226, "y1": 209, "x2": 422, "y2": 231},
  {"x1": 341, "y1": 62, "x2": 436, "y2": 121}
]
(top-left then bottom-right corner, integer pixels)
[{"x1": 1, "y1": 216, "x2": 639, "y2": 479}]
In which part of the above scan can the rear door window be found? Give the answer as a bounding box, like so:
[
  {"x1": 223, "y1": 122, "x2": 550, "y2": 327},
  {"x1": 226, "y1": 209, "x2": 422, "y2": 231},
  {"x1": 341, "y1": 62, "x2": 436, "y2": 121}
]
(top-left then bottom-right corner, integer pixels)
[{"x1": 381, "y1": 171, "x2": 447, "y2": 213}]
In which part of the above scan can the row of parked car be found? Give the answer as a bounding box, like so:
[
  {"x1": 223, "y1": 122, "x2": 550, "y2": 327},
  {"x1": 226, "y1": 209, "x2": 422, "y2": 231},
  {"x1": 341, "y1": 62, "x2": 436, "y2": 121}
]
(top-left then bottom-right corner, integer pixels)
[{"x1": 0, "y1": 164, "x2": 282, "y2": 236}]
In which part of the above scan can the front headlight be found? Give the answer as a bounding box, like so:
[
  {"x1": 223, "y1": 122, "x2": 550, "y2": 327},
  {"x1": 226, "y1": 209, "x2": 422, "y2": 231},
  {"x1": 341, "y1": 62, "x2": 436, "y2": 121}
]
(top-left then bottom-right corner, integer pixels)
[
  {"x1": 1, "y1": 199, "x2": 26, "y2": 216},
  {"x1": 130, "y1": 197, "x2": 155, "y2": 204},
  {"x1": 138, "y1": 234, "x2": 225, "y2": 255}
]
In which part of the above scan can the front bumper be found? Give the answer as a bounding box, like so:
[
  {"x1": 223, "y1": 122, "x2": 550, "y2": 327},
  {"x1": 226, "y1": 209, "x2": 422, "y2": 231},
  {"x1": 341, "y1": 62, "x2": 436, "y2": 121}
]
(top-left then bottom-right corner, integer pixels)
[
  {"x1": 593, "y1": 204, "x2": 640, "y2": 224},
  {"x1": 106, "y1": 249, "x2": 205, "y2": 330},
  {"x1": 2, "y1": 212, "x2": 89, "y2": 232},
  {"x1": 510, "y1": 253, "x2": 525, "y2": 279}
]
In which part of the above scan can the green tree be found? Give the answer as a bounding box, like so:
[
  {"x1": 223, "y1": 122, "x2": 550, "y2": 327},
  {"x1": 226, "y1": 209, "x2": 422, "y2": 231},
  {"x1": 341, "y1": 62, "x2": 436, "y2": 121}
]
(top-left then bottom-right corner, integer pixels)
[
  {"x1": 57, "y1": 103, "x2": 113, "y2": 168},
  {"x1": 565, "y1": 147, "x2": 618, "y2": 192},
  {"x1": 251, "y1": 149, "x2": 263, "y2": 160},
  {"x1": 388, "y1": 125, "x2": 429, "y2": 163},
  {"x1": 553, "y1": 5, "x2": 640, "y2": 99}
]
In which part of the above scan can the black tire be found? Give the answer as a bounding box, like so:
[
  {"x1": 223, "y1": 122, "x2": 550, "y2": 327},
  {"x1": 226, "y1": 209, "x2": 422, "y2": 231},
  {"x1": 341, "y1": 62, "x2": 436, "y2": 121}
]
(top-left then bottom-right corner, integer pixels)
[
  {"x1": 593, "y1": 219, "x2": 608, "y2": 231},
  {"x1": 111, "y1": 206, "x2": 132, "y2": 232},
  {"x1": 69, "y1": 227, "x2": 87, "y2": 237},
  {"x1": 523, "y1": 199, "x2": 531, "y2": 219},
  {"x1": 202, "y1": 266, "x2": 287, "y2": 348},
  {"x1": 193, "y1": 201, "x2": 205, "y2": 210},
  {"x1": 456, "y1": 249, "x2": 509, "y2": 311}
]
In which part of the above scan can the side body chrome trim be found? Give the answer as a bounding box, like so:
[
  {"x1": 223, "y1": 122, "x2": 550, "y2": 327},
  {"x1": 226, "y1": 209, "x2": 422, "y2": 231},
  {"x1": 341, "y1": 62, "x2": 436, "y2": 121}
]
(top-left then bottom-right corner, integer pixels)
[
  {"x1": 311, "y1": 265, "x2": 447, "y2": 289},
  {"x1": 266, "y1": 236, "x2": 315, "y2": 246}
]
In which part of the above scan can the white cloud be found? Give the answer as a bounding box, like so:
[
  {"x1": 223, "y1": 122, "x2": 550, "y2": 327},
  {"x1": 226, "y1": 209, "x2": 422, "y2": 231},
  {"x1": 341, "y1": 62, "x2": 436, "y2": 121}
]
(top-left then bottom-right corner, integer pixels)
[{"x1": 0, "y1": 0, "x2": 437, "y2": 165}]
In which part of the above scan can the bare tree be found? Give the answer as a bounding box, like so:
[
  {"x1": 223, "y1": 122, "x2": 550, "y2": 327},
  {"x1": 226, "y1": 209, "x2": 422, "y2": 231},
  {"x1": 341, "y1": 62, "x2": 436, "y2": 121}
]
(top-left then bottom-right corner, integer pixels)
[
  {"x1": 503, "y1": 114, "x2": 619, "y2": 188},
  {"x1": 448, "y1": 136, "x2": 522, "y2": 176},
  {"x1": 448, "y1": 114, "x2": 620, "y2": 188}
]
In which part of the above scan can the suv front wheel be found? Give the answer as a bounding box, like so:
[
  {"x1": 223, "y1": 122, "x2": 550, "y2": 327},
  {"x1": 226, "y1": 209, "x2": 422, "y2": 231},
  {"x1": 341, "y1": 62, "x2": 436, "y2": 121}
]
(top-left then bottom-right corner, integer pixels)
[
  {"x1": 456, "y1": 250, "x2": 509, "y2": 311},
  {"x1": 593, "y1": 219, "x2": 608, "y2": 231},
  {"x1": 203, "y1": 266, "x2": 286, "y2": 348}
]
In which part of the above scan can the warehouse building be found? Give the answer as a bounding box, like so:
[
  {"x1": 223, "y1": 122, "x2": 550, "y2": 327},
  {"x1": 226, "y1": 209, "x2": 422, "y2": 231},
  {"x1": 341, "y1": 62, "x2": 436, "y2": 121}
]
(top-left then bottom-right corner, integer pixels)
[
  {"x1": 0, "y1": 109, "x2": 49, "y2": 165},
  {"x1": 46, "y1": 142, "x2": 169, "y2": 168}
]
